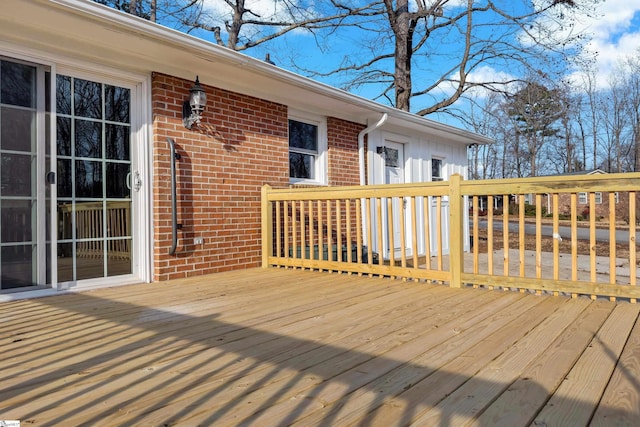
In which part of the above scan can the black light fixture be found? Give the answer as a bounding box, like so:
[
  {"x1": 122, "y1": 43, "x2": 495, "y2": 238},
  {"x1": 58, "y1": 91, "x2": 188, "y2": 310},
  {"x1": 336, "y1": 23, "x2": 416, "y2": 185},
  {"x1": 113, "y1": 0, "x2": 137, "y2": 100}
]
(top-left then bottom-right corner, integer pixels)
[{"x1": 183, "y1": 76, "x2": 207, "y2": 129}]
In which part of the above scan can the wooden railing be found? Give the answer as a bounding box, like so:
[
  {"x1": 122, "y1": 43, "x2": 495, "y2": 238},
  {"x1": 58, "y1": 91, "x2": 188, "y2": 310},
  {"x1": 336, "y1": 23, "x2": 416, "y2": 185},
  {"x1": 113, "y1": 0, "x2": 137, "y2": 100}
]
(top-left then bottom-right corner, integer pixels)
[
  {"x1": 262, "y1": 172, "x2": 640, "y2": 301},
  {"x1": 58, "y1": 201, "x2": 131, "y2": 259}
]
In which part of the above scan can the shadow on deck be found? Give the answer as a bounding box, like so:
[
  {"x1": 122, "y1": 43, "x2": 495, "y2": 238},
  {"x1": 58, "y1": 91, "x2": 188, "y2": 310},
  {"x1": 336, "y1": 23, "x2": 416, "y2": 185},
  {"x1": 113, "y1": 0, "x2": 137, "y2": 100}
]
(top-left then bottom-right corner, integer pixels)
[{"x1": 1, "y1": 268, "x2": 639, "y2": 425}]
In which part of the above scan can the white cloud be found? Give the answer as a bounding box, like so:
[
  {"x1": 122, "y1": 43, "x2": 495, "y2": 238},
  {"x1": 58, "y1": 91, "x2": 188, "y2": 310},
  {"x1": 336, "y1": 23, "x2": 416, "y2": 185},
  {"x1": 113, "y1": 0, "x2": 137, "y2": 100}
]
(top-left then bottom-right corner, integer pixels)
[
  {"x1": 201, "y1": 0, "x2": 315, "y2": 22},
  {"x1": 534, "y1": 0, "x2": 640, "y2": 88},
  {"x1": 466, "y1": 65, "x2": 517, "y2": 86},
  {"x1": 432, "y1": 65, "x2": 518, "y2": 99},
  {"x1": 199, "y1": 0, "x2": 319, "y2": 43},
  {"x1": 409, "y1": 0, "x2": 471, "y2": 11}
]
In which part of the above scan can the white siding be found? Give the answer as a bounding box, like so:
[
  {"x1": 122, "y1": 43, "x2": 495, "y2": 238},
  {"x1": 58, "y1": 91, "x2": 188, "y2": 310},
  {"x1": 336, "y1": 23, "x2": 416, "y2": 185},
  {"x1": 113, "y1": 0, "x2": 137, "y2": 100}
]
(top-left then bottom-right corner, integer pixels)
[{"x1": 366, "y1": 130, "x2": 471, "y2": 259}]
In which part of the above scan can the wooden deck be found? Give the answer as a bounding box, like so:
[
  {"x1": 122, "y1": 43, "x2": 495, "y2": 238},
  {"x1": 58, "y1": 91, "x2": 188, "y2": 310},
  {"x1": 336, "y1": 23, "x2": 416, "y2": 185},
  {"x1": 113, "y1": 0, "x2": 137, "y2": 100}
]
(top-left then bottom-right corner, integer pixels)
[{"x1": 1, "y1": 268, "x2": 639, "y2": 426}]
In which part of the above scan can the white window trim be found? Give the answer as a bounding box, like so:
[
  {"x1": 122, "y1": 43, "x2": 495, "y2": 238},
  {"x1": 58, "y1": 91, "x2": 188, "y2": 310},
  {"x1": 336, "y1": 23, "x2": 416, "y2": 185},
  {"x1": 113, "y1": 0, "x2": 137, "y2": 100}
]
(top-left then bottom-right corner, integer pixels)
[
  {"x1": 578, "y1": 192, "x2": 588, "y2": 204},
  {"x1": 288, "y1": 111, "x2": 327, "y2": 186},
  {"x1": 578, "y1": 192, "x2": 603, "y2": 204},
  {"x1": 595, "y1": 192, "x2": 603, "y2": 204},
  {"x1": 430, "y1": 156, "x2": 446, "y2": 182}
]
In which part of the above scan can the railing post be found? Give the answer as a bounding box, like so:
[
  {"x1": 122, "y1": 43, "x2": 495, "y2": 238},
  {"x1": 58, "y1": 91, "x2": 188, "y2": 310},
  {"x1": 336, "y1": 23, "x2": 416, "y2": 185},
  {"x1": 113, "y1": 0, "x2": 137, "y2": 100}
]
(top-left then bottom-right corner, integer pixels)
[
  {"x1": 449, "y1": 174, "x2": 464, "y2": 288},
  {"x1": 261, "y1": 185, "x2": 273, "y2": 268}
]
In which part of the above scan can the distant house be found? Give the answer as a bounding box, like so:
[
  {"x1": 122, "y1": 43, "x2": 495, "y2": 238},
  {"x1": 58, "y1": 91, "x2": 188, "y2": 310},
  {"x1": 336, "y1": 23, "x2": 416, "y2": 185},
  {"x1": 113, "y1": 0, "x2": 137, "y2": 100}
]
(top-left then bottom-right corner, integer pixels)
[
  {"x1": 0, "y1": 0, "x2": 490, "y2": 299},
  {"x1": 525, "y1": 170, "x2": 629, "y2": 221}
]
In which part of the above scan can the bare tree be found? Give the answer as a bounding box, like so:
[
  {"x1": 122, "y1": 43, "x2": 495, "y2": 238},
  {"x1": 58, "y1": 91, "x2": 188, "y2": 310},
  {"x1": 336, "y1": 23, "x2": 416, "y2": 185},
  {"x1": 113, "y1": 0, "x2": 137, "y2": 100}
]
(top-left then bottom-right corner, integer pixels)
[
  {"x1": 622, "y1": 55, "x2": 640, "y2": 172},
  {"x1": 94, "y1": 1, "x2": 380, "y2": 52},
  {"x1": 95, "y1": 1, "x2": 594, "y2": 116},
  {"x1": 464, "y1": 91, "x2": 508, "y2": 179},
  {"x1": 95, "y1": 0, "x2": 156, "y2": 21},
  {"x1": 578, "y1": 64, "x2": 602, "y2": 170},
  {"x1": 600, "y1": 70, "x2": 630, "y2": 172},
  {"x1": 504, "y1": 80, "x2": 563, "y2": 176},
  {"x1": 550, "y1": 81, "x2": 582, "y2": 173},
  {"x1": 298, "y1": 0, "x2": 593, "y2": 113}
]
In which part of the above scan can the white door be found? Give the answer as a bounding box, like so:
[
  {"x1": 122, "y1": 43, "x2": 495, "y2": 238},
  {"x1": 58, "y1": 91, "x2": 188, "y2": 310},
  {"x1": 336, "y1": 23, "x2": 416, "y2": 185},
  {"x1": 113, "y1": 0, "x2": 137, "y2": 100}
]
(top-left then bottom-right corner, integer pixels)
[{"x1": 381, "y1": 141, "x2": 406, "y2": 258}]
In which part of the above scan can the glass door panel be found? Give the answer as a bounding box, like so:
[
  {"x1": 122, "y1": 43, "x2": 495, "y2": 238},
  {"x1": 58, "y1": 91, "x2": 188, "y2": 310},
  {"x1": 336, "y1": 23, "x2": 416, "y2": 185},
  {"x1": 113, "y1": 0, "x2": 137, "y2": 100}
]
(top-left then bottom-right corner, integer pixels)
[
  {"x1": 0, "y1": 59, "x2": 42, "y2": 289},
  {"x1": 55, "y1": 75, "x2": 132, "y2": 283}
]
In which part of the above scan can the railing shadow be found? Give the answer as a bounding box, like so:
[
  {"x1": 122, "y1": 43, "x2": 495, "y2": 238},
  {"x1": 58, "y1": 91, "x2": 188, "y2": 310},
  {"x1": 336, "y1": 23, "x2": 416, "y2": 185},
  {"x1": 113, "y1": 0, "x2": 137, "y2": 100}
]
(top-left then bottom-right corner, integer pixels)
[{"x1": 0, "y1": 282, "x2": 637, "y2": 426}]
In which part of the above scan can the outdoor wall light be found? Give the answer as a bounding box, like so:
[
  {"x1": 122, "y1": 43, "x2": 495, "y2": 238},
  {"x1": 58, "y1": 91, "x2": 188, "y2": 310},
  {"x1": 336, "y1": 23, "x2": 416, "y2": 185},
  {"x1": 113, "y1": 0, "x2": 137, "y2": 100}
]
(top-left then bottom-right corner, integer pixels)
[{"x1": 183, "y1": 76, "x2": 207, "y2": 130}]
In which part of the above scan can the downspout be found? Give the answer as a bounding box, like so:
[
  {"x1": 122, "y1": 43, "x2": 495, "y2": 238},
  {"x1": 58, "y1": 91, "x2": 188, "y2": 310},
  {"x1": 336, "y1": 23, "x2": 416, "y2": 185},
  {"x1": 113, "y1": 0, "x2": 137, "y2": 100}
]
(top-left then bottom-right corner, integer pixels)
[
  {"x1": 358, "y1": 113, "x2": 388, "y2": 186},
  {"x1": 358, "y1": 113, "x2": 388, "y2": 247}
]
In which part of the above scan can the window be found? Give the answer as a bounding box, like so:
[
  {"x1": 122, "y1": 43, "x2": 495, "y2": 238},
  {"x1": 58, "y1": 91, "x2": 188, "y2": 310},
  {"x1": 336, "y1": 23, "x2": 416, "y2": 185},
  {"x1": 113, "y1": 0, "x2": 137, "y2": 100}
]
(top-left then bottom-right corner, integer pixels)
[
  {"x1": 377, "y1": 146, "x2": 399, "y2": 167},
  {"x1": 578, "y1": 192, "x2": 587, "y2": 204},
  {"x1": 578, "y1": 192, "x2": 603, "y2": 204},
  {"x1": 595, "y1": 192, "x2": 602, "y2": 204},
  {"x1": 288, "y1": 115, "x2": 326, "y2": 184},
  {"x1": 431, "y1": 158, "x2": 443, "y2": 181}
]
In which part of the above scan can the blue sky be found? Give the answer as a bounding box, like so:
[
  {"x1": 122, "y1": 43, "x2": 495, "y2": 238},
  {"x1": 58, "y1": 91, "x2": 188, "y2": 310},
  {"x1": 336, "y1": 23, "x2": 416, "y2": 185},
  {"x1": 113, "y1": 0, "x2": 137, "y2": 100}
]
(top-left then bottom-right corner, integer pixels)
[{"x1": 194, "y1": 0, "x2": 640, "y2": 120}]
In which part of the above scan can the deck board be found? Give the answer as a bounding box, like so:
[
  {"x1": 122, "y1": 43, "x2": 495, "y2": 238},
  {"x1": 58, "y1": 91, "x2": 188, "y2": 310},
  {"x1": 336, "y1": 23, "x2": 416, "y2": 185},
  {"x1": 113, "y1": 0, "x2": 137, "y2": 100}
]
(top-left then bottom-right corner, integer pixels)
[
  {"x1": 590, "y1": 308, "x2": 640, "y2": 426},
  {"x1": 533, "y1": 302, "x2": 640, "y2": 426},
  {"x1": 414, "y1": 298, "x2": 593, "y2": 427},
  {"x1": 471, "y1": 300, "x2": 615, "y2": 426},
  {"x1": 1, "y1": 268, "x2": 639, "y2": 426}
]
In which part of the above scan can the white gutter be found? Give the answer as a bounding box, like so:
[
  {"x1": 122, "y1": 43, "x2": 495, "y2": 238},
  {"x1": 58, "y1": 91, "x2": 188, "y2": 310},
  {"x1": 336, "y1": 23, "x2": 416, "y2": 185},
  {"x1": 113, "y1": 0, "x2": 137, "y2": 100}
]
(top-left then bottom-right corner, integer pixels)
[
  {"x1": 42, "y1": 0, "x2": 494, "y2": 145},
  {"x1": 358, "y1": 113, "x2": 388, "y2": 186},
  {"x1": 358, "y1": 113, "x2": 388, "y2": 249}
]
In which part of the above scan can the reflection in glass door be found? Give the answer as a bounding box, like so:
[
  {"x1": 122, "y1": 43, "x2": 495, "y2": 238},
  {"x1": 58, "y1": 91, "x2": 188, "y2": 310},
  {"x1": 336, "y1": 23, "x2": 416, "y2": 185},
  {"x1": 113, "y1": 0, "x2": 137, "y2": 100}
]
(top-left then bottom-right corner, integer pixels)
[
  {"x1": 56, "y1": 75, "x2": 133, "y2": 283},
  {"x1": 0, "y1": 59, "x2": 49, "y2": 290}
]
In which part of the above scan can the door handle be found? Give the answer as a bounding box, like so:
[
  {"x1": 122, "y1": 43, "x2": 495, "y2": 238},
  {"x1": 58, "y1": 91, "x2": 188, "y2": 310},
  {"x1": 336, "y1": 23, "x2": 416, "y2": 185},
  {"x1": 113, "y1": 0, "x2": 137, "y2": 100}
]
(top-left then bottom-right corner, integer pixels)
[{"x1": 133, "y1": 171, "x2": 142, "y2": 192}]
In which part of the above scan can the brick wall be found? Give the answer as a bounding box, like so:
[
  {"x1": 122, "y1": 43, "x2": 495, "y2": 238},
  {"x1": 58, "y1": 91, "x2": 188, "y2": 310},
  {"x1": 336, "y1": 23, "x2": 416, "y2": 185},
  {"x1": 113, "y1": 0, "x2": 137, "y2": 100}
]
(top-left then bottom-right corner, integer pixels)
[
  {"x1": 556, "y1": 192, "x2": 625, "y2": 220},
  {"x1": 152, "y1": 73, "x2": 289, "y2": 281},
  {"x1": 326, "y1": 117, "x2": 366, "y2": 246},
  {"x1": 151, "y1": 75, "x2": 367, "y2": 280},
  {"x1": 327, "y1": 117, "x2": 365, "y2": 186}
]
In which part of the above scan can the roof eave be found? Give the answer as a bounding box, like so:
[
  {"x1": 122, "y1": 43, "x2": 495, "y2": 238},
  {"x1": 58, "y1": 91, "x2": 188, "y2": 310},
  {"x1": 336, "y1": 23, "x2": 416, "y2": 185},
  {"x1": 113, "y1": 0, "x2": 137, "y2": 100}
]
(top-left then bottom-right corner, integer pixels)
[{"x1": 20, "y1": 0, "x2": 493, "y2": 145}]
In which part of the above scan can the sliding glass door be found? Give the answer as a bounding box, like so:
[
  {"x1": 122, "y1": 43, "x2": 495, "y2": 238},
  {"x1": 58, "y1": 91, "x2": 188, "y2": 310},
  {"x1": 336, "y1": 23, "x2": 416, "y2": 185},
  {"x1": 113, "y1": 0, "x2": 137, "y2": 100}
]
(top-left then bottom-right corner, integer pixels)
[{"x1": 0, "y1": 56, "x2": 140, "y2": 291}]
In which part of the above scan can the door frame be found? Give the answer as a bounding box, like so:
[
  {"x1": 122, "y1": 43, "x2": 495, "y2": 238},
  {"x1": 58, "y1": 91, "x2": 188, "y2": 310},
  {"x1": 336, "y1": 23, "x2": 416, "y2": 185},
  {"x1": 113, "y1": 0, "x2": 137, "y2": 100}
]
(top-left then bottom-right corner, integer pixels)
[{"x1": 0, "y1": 46, "x2": 152, "y2": 295}]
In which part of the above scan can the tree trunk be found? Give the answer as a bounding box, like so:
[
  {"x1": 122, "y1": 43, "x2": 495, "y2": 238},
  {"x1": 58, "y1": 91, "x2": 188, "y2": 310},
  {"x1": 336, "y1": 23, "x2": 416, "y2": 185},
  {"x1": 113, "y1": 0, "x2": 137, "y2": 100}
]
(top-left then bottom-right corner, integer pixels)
[
  {"x1": 578, "y1": 120, "x2": 586, "y2": 171},
  {"x1": 394, "y1": 0, "x2": 412, "y2": 111},
  {"x1": 227, "y1": 2, "x2": 244, "y2": 49},
  {"x1": 530, "y1": 147, "x2": 536, "y2": 177},
  {"x1": 150, "y1": 0, "x2": 156, "y2": 22},
  {"x1": 593, "y1": 129, "x2": 597, "y2": 169},
  {"x1": 129, "y1": 0, "x2": 137, "y2": 14},
  {"x1": 565, "y1": 124, "x2": 572, "y2": 173}
]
